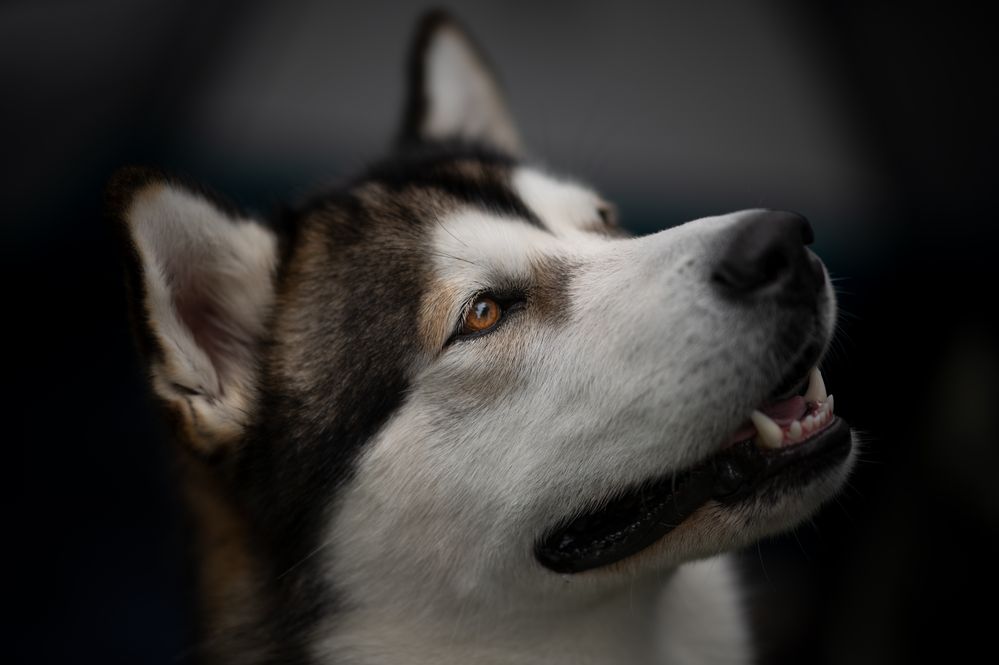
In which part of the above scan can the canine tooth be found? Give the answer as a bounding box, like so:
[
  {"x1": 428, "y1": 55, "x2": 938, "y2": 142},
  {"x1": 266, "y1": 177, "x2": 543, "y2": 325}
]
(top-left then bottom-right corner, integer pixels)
[
  {"x1": 827, "y1": 394, "x2": 835, "y2": 414},
  {"x1": 789, "y1": 420, "x2": 803, "y2": 440},
  {"x1": 751, "y1": 410, "x2": 784, "y2": 449},
  {"x1": 804, "y1": 367, "x2": 828, "y2": 404}
]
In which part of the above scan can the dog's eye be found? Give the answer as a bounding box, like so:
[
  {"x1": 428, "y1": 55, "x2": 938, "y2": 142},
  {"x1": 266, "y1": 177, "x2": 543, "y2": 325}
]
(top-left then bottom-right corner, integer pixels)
[{"x1": 459, "y1": 296, "x2": 502, "y2": 336}]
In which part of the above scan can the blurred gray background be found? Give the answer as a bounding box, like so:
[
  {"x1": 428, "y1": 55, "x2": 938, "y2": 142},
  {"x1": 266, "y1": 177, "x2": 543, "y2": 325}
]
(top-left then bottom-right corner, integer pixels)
[{"x1": 6, "y1": 1, "x2": 997, "y2": 664}]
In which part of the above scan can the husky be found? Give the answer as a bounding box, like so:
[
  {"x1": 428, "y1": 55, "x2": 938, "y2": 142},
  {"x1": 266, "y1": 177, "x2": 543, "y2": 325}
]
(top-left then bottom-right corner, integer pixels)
[{"x1": 107, "y1": 11, "x2": 855, "y2": 665}]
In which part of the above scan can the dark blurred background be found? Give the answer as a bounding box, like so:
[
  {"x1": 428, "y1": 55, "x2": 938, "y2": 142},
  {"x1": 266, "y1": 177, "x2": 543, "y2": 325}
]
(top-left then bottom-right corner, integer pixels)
[{"x1": 6, "y1": 1, "x2": 997, "y2": 663}]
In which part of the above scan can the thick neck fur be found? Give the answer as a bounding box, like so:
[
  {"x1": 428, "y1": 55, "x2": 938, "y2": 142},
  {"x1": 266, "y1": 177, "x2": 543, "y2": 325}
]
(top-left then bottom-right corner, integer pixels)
[
  {"x1": 183, "y1": 460, "x2": 749, "y2": 664},
  {"x1": 313, "y1": 561, "x2": 748, "y2": 665},
  {"x1": 320, "y1": 583, "x2": 662, "y2": 665}
]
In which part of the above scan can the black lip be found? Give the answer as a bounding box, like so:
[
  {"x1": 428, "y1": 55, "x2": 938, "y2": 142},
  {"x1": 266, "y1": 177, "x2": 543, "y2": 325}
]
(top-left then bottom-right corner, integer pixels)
[{"x1": 535, "y1": 418, "x2": 852, "y2": 574}]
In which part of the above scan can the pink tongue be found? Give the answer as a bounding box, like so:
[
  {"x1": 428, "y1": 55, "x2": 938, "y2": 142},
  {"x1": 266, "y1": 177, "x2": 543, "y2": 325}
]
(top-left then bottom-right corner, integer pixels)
[
  {"x1": 724, "y1": 395, "x2": 808, "y2": 445},
  {"x1": 761, "y1": 395, "x2": 807, "y2": 425}
]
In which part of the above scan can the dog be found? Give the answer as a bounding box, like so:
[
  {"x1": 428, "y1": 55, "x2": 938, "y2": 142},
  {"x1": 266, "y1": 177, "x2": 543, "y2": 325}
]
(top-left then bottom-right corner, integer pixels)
[{"x1": 107, "y1": 11, "x2": 855, "y2": 664}]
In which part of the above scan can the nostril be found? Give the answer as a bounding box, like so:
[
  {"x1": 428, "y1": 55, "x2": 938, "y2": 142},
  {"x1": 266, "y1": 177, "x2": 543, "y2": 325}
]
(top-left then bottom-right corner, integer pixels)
[
  {"x1": 711, "y1": 210, "x2": 820, "y2": 299},
  {"x1": 713, "y1": 247, "x2": 786, "y2": 294},
  {"x1": 760, "y1": 245, "x2": 791, "y2": 285}
]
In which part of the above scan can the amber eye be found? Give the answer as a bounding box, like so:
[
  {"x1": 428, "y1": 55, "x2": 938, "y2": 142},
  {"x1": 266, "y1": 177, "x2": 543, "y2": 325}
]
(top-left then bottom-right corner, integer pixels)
[{"x1": 459, "y1": 296, "x2": 502, "y2": 336}]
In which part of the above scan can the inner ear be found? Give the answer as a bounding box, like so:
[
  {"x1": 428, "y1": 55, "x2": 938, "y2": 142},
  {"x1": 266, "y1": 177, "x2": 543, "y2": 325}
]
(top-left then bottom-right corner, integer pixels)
[
  {"x1": 399, "y1": 10, "x2": 523, "y2": 155},
  {"x1": 171, "y1": 263, "x2": 250, "y2": 389},
  {"x1": 109, "y1": 168, "x2": 279, "y2": 455}
]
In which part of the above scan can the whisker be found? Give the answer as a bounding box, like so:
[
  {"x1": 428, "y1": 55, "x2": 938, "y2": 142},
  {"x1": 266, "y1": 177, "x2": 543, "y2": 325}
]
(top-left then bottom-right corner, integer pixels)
[
  {"x1": 276, "y1": 538, "x2": 334, "y2": 580},
  {"x1": 427, "y1": 250, "x2": 482, "y2": 268},
  {"x1": 434, "y1": 216, "x2": 468, "y2": 247}
]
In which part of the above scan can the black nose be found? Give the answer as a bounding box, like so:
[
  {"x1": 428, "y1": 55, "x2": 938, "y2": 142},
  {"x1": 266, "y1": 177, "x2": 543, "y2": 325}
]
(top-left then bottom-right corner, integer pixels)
[{"x1": 711, "y1": 210, "x2": 825, "y2": 301}]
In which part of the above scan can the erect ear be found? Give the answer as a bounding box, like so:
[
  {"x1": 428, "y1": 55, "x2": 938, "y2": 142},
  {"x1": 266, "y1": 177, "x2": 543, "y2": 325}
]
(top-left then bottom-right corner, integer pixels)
[
  {"x1": 108, "y1": 168, "x2": 279, "y2": 456},
  {"x1": 398, "y1": 10, "x2": 523, "y2": 155}
]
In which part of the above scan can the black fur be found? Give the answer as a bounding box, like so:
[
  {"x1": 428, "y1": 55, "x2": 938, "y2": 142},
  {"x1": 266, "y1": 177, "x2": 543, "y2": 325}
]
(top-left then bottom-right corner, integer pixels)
[
  {"x1": 294, "y1": 141, "x2": 544, "y2": 230},
  {"x1": 232, "y1": 141, "x2": 554, "y2": 658},
  {"x1": 109, "y1": 11, "x2": 558, "y2": 662}
]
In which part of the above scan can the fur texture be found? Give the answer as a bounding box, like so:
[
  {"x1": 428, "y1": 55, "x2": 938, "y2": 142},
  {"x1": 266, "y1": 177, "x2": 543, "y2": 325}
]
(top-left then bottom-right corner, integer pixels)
[{"x1": 109, "y1": 11, "x2": 854, "y2": 664}]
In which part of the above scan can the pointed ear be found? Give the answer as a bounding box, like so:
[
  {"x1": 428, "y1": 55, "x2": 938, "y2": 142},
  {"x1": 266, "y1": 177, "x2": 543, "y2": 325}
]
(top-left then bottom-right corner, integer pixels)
[
  {"x1": 399, "y1": 10, "x2": 523, "y2": 155},
  {"x1": 108, "y1": 168, "x2": 279, "y2": 456}
]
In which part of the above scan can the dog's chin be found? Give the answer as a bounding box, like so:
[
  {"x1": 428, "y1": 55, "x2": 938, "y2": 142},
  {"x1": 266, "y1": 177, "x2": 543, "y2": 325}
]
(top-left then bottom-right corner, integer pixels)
[{"x1": 534, "y1": 365, "x2": 853, "y2": 575}]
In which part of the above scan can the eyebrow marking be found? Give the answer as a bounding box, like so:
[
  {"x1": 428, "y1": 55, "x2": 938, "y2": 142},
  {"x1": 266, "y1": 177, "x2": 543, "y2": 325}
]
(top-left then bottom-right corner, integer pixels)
[
  {"x1": 431, "y1": 176, "x2": 546, "y2": 230},
  {"x1": 363, "y1": 149, "x2": 550, "y2": 231}
]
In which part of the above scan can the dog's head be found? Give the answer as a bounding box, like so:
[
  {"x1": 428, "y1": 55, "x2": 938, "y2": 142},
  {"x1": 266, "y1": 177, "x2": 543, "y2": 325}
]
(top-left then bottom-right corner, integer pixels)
[{"x1": 111, "y1": 11, "x2": 853, "y2": 629}]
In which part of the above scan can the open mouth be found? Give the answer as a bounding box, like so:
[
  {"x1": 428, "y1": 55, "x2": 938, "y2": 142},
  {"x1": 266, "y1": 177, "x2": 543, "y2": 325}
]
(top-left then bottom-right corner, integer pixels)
[{"x1": 535, "y1": 367, "x2": 851, "y2": 574}]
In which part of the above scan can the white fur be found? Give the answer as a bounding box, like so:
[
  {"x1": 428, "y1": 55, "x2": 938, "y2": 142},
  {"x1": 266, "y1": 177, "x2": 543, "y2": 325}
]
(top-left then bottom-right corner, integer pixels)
[
  {"x1": 656, "y1": 558, "x2": 750, "y2": 665},
  {"x1": 128, "y1": 184, "x2": 277, "y2": 451},
  {"x1": 314, "y1": 170, "x2": 848, "y2": 663},
  {"x1": 512, "y1": 168, "x2": 609, "y2": 237},
  {"x1": 318, "y1": 556, "x2": 746, "y2": 665},
  {"x1": 120, "y1": 12, "x2": 853, "y2": 661},
  {"x1": 422, "y1": 25, "x2": 522, "y2": 153}
]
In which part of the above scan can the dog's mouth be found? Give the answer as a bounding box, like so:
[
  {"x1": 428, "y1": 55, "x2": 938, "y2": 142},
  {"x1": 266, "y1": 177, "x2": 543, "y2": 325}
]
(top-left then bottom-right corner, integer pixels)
[{"x1": 535, "y1": 367, "x2": 851, "y2": 574}]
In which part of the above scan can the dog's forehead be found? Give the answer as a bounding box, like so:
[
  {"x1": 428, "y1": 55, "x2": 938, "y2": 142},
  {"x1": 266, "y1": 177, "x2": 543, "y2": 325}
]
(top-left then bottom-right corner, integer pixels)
[
  {"x1": 278, "y1": 152, "x2": 612, "y2": 365},
  {"x1": 313, "y1": 144, "x2": 606, "y2": 238},
  {"x1": 283, "y1": 147, "x2": 613, "y2": 319},
  {"x1": 420, "y1": 164, "x2": 608, "y2": 289}
]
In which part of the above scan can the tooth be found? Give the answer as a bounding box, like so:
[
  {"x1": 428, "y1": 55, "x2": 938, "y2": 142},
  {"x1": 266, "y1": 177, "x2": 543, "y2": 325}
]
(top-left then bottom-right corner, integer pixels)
[
  {"x1": 789, "y1": 420, "x2": 803, "y2": 440},
  {"x1": 804, "y1": 415, "x2": 816, "y2": 432},
  {"x1": 804, "y1": 367, "x2": 828, "y2": 404},
  {"x1": 826, "y1": 394, "x2": 835, "y2": 414},
  {"x1": 751, "y1": 410, "x2": 784, "y2": 449}
]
